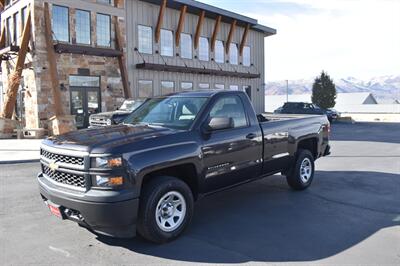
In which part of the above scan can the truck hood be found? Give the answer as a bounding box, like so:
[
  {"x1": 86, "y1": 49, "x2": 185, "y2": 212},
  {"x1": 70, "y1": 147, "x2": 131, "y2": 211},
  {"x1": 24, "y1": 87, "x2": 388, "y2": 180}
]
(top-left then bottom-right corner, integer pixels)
[
  {"x1": 91, "y1": 111, "x2": 130, "y2": 119},
  {"x1": 42, "y1": 124, "x2": 177, "y2": 154}
]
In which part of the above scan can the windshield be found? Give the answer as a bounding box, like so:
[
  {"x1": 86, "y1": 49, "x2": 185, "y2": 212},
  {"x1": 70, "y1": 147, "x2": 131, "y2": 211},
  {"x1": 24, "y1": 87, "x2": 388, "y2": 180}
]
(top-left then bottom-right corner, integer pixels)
[
  {"x1": 123, "y1": 97, "x2": 208, "y2": 130},
  {"x1": 119, "y1": 100, "x2": 144, "y2": 112}
]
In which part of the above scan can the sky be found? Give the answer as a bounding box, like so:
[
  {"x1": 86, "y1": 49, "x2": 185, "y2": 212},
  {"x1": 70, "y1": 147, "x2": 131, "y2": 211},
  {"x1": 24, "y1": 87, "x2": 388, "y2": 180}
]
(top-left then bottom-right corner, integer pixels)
[{"x1": 200, "y1": 0, "x2": 400, "y2": 81}]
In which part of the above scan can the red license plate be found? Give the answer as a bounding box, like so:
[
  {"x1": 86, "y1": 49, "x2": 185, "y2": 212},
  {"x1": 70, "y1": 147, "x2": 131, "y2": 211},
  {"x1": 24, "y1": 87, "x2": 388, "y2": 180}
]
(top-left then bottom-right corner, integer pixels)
[{"x1": 47, "y1": 202, "x2": 63, "y2": 219}]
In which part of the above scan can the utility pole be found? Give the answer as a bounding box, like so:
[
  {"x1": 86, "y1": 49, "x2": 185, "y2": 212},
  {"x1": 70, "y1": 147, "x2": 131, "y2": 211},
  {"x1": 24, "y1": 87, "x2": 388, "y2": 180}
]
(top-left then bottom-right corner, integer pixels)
[{"x1": 286, "y1": 80, "x2": 289, "y2": 102}]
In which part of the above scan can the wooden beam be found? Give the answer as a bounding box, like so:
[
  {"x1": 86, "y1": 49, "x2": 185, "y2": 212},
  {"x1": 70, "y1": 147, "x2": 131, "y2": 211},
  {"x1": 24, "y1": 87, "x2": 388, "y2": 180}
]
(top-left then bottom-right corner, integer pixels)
[
  {"x1": 1, "y1": 8, "x2": 32, "y2": 119},
  {"x1": 210, "y1": 15, "x2": 221, "y2": 52},
  {"x1": 239, "y1": 24, "x2": 250, "y2": 56},
  {"x1": 54, "y1": 43, "x2": 122, "y2": 57},
  {"x1": 0, "y1": 26, "x2": 6, "y2": 70},
  {"x1": 155, "y1": 0, "x2": 167, "y2": 43},
  {"x1": 43, "y1": 2, "x2": 64, "y2": 116},
  {"x1": 226, "y1": 20, "x2": 237, "y2": 54},
  {"x1": 114, "y1": 17, "x2": 131, "y2": 99},
  {"x1": 175, "y1": 5, "x2": 187, "y2": 46},
  {"x1": 0, "y1": 25, "x2": 6, "y2": 49},
  {"x1": 114, "y1": 0, "x2": 121, "y2": 8},
  {"x1": 113, "y1": 0, "x2": 131, "y2": 99},
  {"x1": 194, "y1": 10, "x2": 205, "y2": 50},
  {"x1": 0, "y1": 45, "x2": 20, "y2": 57}
]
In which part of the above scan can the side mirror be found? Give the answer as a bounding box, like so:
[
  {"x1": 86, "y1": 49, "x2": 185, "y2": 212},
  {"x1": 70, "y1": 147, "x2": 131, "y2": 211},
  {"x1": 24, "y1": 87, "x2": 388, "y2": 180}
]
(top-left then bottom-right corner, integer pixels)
[{"x1": 205, "y1": 117, "x2": 234, "y2": 132}]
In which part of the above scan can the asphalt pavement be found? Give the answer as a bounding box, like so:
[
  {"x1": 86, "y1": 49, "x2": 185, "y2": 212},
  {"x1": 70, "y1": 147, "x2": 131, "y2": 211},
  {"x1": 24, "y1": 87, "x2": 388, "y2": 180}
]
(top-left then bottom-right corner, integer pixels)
[{"x1": 0, "y1": 122, "x2": 399, "y2": 265}]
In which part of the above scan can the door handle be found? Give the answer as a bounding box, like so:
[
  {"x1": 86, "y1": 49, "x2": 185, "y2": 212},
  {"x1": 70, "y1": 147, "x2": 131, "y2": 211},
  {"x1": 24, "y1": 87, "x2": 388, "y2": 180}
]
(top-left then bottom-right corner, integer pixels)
[{"x1": 246, "y1": 133, "x2": 257, "y2": 140}]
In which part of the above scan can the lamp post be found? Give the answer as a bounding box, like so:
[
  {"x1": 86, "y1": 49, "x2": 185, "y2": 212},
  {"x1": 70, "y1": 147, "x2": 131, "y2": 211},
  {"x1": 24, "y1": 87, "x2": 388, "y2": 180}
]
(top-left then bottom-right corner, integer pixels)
[{"x1": 286, "y1": 80, "x2": 289, "y2": 102}]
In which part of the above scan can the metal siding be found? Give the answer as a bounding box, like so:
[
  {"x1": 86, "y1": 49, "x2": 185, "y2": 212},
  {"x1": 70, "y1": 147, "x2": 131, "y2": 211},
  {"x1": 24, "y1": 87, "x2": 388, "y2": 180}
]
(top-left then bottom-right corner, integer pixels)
[{"x1": 126, "y1": 0, "x2": 266, "y2": 113}]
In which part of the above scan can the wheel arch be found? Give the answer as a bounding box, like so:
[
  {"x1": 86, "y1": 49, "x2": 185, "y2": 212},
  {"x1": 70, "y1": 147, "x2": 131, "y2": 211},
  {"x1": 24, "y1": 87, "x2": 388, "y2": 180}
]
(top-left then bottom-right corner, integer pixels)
[
  {"x1": 140, "y1": 163, "x2": 200, "y2": 201},
  {"x1": 296, "y1": 137, "x2": 319, "y2": 159}
]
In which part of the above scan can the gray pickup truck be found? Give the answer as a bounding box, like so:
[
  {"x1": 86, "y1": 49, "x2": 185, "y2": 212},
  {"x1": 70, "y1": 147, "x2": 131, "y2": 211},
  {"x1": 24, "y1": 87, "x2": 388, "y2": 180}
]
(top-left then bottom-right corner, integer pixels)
[{"x1": 38, "y1": 90, "x2": 330, "y2": 243}]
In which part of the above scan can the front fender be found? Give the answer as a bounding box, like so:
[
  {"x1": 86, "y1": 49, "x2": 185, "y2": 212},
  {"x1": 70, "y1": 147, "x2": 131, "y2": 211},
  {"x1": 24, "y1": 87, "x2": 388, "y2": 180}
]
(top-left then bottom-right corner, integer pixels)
[{"x1": 124, "y1": 141, "x2": 203, "y2": 196}]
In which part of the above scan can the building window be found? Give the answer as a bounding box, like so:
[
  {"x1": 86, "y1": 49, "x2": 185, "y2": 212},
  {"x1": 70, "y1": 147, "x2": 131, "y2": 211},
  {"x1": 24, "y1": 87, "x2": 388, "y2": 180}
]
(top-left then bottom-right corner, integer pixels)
[
  {"x1": 199, "y1": 37, "x2": 209, "y2": 61},
  {"x1": 161, "y1": 81, "x2": 174, "y2": 95},
  {"x1": 52, "y1": 5, "x2": 69, "y2": 42},
  {"x1": 215, "y1": 40, "x2": 224, "y2": 64},
  {"x1": 215, "y1": 84, "x2": 225, "y2": 90},
  {"x1": 138, "y1": 80, "x2": 153, "y2": 98},
  {"x1": 96, "y1": 13, "x2": 111, "y2": 47},
  {"x1": 160, "y1": 29, "x2": 173, "y2": 57},
  {"x1": 138, "y1": 25, "x2": 153, "y2": 54},
  {"x1": 180, "y1": 33, "x2": 192, "y2": 59},
  {"x1": 229, "y1": 43, "x2": 238, "y2": 65},
  {"x1": 199, "y1": 83, "x2": 210, "y2": 90},
  {"x1": 70, "y1": 76, "x2": 100, "y2": 87},
  {"x1": 0, "y1": 84, "x2": 3, "y2": 112},
  {"x1": 21, "y1": 7, "x2": 28, "y2": 29},
  {"x1": 229, "y1": 85, "x2": 239, "y2": 91},
  {"x1": 97, "y1": 0, "x2": 112, "y2": 4},
  {"x1": 13, "y1": 12, "x2": 19, "y2": 45},
  {"x1": 76, "y1": 10, "x2": 91, "y2": 45},
  {"x1": 6, "y1": 17, "x2": 12, "y2": 45},
  {"x1": 243, "y1": 46, "x2": 251, "y2": 67},
  {"x1": 181, "y1": 82, "x2": 193, "y2": 91}
]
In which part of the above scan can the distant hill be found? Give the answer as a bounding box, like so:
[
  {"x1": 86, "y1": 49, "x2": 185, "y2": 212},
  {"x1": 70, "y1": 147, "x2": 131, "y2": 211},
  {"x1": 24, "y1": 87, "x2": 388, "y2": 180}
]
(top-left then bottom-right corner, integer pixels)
[{"x1": 266, "y1": 75, "x2": 400, "y2": 102}]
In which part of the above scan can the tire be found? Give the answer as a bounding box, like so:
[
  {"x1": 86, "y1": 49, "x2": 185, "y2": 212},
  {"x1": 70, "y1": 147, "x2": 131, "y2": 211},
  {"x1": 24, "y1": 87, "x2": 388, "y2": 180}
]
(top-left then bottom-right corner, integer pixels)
[
  {"x1": 285, "y1": 149, "x2": 315, "y2": 190},
  {"x1": 137, "y1": 176, "x2": 194, "y2": 243}
]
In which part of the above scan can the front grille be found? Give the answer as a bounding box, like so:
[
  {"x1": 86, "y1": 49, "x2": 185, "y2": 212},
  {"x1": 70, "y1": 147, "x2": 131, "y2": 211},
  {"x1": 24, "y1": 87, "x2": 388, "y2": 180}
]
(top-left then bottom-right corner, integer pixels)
[
  {"x1": 41, "y1": 149, "x2": 84, "y2": 166},
  {"x1": 43, "y1": 165, "x2": 86, "y2": 188}
]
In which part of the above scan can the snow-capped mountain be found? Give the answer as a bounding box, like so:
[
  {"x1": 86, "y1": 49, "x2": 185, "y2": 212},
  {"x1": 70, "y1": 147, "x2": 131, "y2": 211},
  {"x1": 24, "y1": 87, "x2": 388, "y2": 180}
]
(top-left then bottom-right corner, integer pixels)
[{"x1": 266, "y1": 75, "x2": 400, "y2": 102}]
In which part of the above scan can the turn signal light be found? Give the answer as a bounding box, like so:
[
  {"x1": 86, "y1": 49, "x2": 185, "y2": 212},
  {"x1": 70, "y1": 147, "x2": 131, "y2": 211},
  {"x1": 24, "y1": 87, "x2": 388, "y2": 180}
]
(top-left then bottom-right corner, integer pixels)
[
  {"x1": 108, "y1": 158, "x2": 122, "y2": 168},
  {"x1": 109, "y1": 176, "x2": 123, "y2": 186}
]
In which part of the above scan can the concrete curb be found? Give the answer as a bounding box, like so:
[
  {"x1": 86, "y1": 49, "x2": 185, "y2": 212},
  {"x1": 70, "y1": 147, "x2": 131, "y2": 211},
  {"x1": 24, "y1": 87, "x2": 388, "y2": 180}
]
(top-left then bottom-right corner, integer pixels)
[{"x1": 0, "y1": 159, "x2": 40, "y2": 165}]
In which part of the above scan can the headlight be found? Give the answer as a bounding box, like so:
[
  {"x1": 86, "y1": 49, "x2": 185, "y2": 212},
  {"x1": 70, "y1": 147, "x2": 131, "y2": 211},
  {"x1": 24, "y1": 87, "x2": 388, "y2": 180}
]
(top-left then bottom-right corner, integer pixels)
[
  {"x1": 96, "y1": 176, "x2": 124, "y2": 187},
  {"x1": 106, "y1": 119, "x2": 112, "y2": 126},
  {"x1": 94, "y1": 156, "x2": 123, "y2": 168}
]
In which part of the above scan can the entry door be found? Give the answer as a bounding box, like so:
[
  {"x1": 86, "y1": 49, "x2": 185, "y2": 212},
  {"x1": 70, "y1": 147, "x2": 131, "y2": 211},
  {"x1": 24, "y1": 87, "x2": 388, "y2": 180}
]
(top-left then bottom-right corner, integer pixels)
[
  {"x1": 70, "y1": 87, "x2": 101, "y2": 128},
  {"x1": 202, "y1": 95, "x2": 263, "y2": 192}
]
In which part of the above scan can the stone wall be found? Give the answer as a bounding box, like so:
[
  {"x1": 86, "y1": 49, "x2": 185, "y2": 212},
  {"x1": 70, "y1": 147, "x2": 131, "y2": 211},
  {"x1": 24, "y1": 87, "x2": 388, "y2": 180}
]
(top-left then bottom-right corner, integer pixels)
[
  {"x1": 32, "y1": 1, "x2": 126, "y2": 130},
  {"x1": 1, "y1": 0, "x2": 127, "y2": 133}
]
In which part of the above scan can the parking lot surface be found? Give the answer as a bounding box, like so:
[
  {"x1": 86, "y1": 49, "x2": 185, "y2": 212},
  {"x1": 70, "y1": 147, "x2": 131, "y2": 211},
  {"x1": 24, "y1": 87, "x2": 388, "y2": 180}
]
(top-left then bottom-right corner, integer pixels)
[{"x1": 1, "y1": 122, "x2": 399, "y2": 265}]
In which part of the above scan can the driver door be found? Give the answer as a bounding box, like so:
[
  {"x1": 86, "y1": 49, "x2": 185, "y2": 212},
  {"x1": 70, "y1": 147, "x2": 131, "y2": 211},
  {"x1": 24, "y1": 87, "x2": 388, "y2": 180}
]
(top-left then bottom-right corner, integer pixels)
[{"x1": 201, "y1": 95, "x2": 263, "y2": 192}]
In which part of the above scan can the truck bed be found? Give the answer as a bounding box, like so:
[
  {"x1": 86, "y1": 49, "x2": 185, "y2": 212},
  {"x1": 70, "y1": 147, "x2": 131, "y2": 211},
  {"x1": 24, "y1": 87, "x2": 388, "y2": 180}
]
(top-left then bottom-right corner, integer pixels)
[{"x1": 258, "y1": 113, "x2": 327, "y2": 123}]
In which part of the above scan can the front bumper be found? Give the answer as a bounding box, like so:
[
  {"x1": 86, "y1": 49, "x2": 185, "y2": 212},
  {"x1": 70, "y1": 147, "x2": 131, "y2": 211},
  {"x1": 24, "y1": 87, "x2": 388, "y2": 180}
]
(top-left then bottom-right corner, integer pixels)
[{"x1": 38, "y1": 173, "x2": 139, "y2": 238}]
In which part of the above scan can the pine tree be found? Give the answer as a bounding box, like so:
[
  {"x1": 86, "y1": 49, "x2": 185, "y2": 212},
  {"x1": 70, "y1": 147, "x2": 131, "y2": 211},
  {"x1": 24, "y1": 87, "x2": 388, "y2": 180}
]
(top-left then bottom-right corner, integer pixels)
[{"x1": 311, "y1": 71, "x2": 337, "y2": 109}]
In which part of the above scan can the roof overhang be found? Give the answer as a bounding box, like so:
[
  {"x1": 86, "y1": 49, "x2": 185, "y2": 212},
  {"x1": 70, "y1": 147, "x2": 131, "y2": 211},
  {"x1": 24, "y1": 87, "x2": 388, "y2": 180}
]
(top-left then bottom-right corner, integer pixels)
[
  {"x1": 139, "y1": 0, "x2": 276, "y2": 36},
  {"x1": 136, "y1": 62, "x2": 261, "y2": 79}
]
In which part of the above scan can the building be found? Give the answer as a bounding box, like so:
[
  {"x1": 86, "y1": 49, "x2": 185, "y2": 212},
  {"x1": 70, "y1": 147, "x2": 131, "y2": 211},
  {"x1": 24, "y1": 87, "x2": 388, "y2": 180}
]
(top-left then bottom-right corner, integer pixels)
[
  {"x1": 0, "y1": 0, "x2": 276, "y2": 136},
  {"x1": 265, "y1": 92, "x2": 378, "y2": 113}
]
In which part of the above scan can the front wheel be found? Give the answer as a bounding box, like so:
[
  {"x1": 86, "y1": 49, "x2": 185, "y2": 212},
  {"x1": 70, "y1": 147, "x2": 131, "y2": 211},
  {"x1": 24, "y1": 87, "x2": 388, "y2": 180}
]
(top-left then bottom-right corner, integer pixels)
[
  {"x1": 285, "y1": 149, "x2": 315, "y2": 190},
  {"x1": 137, "y1": 176, "x2": 194, "y2": 243}
]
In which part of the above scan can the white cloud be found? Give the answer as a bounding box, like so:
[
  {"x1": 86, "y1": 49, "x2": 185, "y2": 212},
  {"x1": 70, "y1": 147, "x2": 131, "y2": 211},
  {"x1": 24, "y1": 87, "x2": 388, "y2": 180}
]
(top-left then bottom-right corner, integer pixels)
[{"x1": 241, "y1": 0, "x2": 400, "y2": 80}]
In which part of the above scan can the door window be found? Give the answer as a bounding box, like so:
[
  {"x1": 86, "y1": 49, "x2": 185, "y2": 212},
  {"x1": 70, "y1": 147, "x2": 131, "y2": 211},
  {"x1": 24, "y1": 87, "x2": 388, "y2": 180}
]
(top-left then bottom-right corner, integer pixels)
[
  {"x1": 71, "y1": 90, "x2": 85, "y2": 128},
  {"x1": 209, "y1": 96, "x2": 248, "y2": 128},
  {"x1": 87, "y1": 91, "x2": 100, "y2": 115}
]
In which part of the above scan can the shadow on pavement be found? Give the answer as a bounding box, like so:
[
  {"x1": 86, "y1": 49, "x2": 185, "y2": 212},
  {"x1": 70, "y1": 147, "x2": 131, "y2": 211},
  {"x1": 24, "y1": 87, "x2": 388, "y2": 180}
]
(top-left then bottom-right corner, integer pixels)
[
  {"x1": 97, "y1": 170, "x2": 400, "y2": 263},
  {"x1": 331, "y1": 122, "x2": 400, "y2": 143}
]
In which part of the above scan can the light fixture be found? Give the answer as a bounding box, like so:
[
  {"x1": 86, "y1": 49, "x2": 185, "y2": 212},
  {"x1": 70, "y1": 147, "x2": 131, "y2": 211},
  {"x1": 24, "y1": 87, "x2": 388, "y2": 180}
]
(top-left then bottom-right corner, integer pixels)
[{"x1": 59, "y1": 83, "x2": 67, "y2": 91}]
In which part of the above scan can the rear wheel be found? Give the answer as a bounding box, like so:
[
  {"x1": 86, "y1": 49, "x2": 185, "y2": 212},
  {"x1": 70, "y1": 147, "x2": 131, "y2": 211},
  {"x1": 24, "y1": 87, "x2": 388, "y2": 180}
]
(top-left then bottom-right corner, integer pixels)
[
  {"x1": 137, "y1": 176, "x2": 194, "y2": 243},
  {"x1": 285, "y1": 149, "x2": 315, "y2": 190}
]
